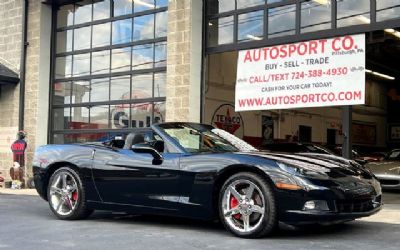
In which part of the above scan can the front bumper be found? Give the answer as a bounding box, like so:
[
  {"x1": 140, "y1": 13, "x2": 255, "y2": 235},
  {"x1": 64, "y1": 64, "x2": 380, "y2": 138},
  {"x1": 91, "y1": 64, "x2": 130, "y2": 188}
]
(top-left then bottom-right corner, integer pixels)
[
  {"x1": 275, "y1": 177, "x2": 383, "y2": 225},
  {"x1": 281, "y1": 203, "x2": 382, "y2": 225},
  {"x1": 375, "y1": 174, "x2": 400, "y2": 190}
]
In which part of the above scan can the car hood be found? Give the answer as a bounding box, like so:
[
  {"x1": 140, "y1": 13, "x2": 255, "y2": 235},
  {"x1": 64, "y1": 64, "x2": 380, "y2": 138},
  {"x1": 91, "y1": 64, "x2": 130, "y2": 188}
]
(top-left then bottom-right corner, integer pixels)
[
  {"x1": 237, "y1": 151, "x2": 372, "y2": 179},
  {"x1": 366, "y1": 161, "x2": 400, "y2": 175}
]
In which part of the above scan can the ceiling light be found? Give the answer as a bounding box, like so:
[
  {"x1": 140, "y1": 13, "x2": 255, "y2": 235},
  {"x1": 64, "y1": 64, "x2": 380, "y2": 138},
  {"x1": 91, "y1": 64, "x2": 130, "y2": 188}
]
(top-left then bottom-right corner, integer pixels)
[
  {"x1": 208, "y1": 22, "x2": 213, "y2": 26},
  {"x1": 372, "y1": 71, "x2": 395, "y2": 80},
  {"x1": 247, "y1": 34, "x2": 262, "y2": 41},
  {"x1": 394, "y1": 31, "x2": 400, "y2": 38},
  {"x1": 385, "y1": 28, "x2": 395, "y2": 33},
  {"x1": 366, "y1": 69, "x2": 395, "y2": 80}
]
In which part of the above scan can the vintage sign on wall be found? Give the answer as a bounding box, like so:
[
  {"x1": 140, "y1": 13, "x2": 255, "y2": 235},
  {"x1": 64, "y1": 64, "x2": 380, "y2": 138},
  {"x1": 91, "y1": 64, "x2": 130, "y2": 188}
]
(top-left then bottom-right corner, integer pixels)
[
  {"x1": 236, "y1": 34, "x2": 365, "y2": 111},
  {"x1": 211, "y1": 104, "x2": 244, "y2": 139}
]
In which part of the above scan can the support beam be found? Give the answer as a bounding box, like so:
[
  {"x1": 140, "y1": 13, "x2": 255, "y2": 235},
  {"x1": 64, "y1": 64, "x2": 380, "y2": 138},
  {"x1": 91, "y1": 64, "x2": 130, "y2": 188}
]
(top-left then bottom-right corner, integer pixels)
[{"x1": 342, "y1": 106, "x2": 353, "y2": 159}]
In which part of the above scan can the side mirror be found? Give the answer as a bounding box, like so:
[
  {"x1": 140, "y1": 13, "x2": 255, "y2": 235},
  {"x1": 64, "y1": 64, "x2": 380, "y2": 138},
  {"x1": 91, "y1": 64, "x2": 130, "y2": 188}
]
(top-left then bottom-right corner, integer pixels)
[{"x1": 131, "y1": 144, "x2": 163, "y2": 165}]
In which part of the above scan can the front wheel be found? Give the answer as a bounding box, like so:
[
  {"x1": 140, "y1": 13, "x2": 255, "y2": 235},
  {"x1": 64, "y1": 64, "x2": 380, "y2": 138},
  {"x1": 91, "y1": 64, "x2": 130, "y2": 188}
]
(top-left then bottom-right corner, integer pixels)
[
  {"x1": 47, "y1": 167, "x2": 93, "y2": 220},
  {"x1": 219, "y1": 172, "x2": 277, "y2": 238}
]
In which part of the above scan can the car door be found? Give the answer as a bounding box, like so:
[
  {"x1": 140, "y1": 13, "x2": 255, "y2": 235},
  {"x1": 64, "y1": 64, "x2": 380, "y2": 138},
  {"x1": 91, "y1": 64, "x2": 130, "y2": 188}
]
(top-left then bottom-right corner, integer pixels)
[{"x1": 91, "y1": 135, "x2": 183, "y2": 210}]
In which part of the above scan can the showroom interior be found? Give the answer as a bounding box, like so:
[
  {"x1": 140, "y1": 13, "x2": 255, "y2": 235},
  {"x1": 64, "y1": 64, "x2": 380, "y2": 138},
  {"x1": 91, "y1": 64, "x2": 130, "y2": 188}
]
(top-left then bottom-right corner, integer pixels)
[{"x1": 203, "y1": 0, "x2": 400, "y2": 157}]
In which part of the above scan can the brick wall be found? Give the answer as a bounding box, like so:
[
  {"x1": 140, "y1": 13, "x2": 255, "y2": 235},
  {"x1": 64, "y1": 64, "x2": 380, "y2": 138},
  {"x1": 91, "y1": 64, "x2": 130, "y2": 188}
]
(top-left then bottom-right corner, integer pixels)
[
  {"x1": 0, "y1": 0, "x2": 23, "y2": 182},
  {"x1": 0, "y1": 0, "x2": 50, "y2": 184},
  {"x1": 166, "y1": 0, "x2": 202, "y2": 122}
]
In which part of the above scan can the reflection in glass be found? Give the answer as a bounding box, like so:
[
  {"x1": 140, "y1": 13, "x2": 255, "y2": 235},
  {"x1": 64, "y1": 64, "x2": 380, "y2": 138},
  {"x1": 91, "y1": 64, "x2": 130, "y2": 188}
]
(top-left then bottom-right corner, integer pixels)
[
  {"x1": 301, "y1": 0, "x2": 331, "y2": 33},
  {"x1": 156, "y1": 0, "x2": 168, "y2": 8},
  {"x1": 91, "y1": 78, "x2": 110, "y2": 102},
  {"x1": 268, "y1": 5, "x2": 296, "y2": 38},
  {"x1": 57, "y1": 4, "x2": 74, "y2": 28},
  {"x1": 90, "y1": 105, "x2": 109, "y2": 129},
  {"x1": 377, "y1": 0, "x2": 400, "y2": 22},
  {"x1": 154, "y1": 73, "x2": 166, "y2": 98},
  {"x1": 155, "y1": 11, "x2": 168, "y2": 38},
  {"x1": 238, "y1": 10, "x2": 264, "y2": 42},
  {"x1": 74, "y1": 0, "x2": 92, "y2": 24},
  {"x1": 74, "y1": 26, "x2": 91, "y2": 51},
  {"x1": 111, "y1": 47, "x2": 132, "y2": 72},
  {"x1": 92, "y1": 50, "x2": 110, "y2": 75},
  {"x1": 111, "y1": 75, "x2": 131, "y2": 100},
  {"x1": 53, "y1": 107, "x2": 70, "y2": 130},
  {"x1": 93, "y1": 0, "x2": 110, "y2": 20},
  {"x1": 155, "y1": 42, "x2": 166, "y2": 68},
  {"x1": 114, "y1": 0, "x2": 132, "y2": 16},
  {"x1": 56, "y1": 30, "x2": 73, "y2": 53},
  {"x1": 268, "y1": 0, "x2": 284, "y2": 3},
  {"x1": 134, "y1": 0, "x2": 155, "y2": 13},
  {"x1": 130, "y1": 102, "x2": 153, "y2": 127},
  {"x1": 92, "y1": 23, "x2": 111, "y2": 48},
  {"x1": 132, "y1": 44, "x2": 154, "y2": 70},
  {"x1": 73, "y1": 53, "x2": 91, "y2": 77},
  {"x1": 112, "y1": 19, "x2": 133, "y2": 44},
  {"x1": 110, "y1": 104, "x2": 130, "y2": 129},
  {"x1": 337, "y1": 0, "x2": 370, "y2": 27},
  {"x1": 208, "y1": 16, "x2": 234, "y2": 46},
  {"x1": 207, "y1": 0, "x2": 235, "y2": 15},
  {"x1": 71, "y1": 106, "x2": 90, "y2": 129},
  {"x1": 53, "y1": 133, "x2": 109, "y2": 144},
  {"x1": 55, "y1": 56, "x2": 72, "y2": 79},
  {"x1": 237, "y1": 0, "x2": 265, "y2": 9},
  {"x1": 132, "y1": 74, "x2": 153, "y2": 99},
  {"x1": 133, "y1": 14, "x2": 155, "y2": 41},
  {"x1": 53, "y1": 82, "x2": 72, "y2": 105},
  {"x1": 72, "y1": 80, "x2": 90, "y2": 103},
  {"x1": 154, "y1": 102, "x2": 166, "y2": 123}
]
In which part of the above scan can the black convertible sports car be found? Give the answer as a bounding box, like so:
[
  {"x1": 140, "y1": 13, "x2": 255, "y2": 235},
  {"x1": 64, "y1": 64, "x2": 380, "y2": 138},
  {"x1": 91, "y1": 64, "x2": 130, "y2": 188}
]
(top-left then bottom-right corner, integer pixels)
[{"x1": 33, "y1": 123, "x2": 382, "y2": 238}]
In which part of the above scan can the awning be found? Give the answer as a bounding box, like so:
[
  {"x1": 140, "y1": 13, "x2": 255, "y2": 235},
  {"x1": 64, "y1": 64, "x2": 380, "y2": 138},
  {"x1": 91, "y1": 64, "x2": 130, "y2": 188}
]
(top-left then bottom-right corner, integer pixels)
[{"x1": 0, "y1": 63, "x2": 19, "y2": 85}]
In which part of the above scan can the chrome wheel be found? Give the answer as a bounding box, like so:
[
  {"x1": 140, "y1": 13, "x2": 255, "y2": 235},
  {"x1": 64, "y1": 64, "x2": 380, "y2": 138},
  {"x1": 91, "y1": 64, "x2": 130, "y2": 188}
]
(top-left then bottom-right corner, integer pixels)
[
  {"x1": 222, "y1": 179, "x2": 265, "y2": 233},
  {"x1": 49, "y1": 171, "x2": 79, "y2": 216}
]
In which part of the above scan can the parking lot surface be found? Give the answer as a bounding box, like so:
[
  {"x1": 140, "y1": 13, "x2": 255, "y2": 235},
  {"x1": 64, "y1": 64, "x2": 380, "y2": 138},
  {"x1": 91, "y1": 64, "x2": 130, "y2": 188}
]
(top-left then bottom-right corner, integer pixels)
[{"x1": 0, "y1": 191, "x2": 399, "y2": 250}]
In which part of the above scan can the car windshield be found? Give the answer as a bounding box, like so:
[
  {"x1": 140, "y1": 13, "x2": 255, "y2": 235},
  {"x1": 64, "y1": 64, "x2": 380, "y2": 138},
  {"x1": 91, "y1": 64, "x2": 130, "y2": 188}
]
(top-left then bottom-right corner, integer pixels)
[{"x1": 158, "y1": 123, "x2": 240, "y2": 153}]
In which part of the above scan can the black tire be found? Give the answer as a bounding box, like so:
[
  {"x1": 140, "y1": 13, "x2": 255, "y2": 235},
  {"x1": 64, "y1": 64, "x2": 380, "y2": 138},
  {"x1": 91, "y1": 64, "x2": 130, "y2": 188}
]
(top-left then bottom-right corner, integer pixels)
[
  {"x1": 218, "y1": 172, "x2": 278, "y2": 238},
  {"x1": 47, "y1": 167, "x2": 93, "y2": 220}
]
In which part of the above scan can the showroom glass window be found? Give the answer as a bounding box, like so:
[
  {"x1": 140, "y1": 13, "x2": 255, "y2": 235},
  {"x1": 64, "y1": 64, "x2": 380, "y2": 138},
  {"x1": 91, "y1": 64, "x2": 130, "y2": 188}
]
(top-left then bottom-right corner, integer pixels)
[
  {"x1": 206, "y1": 0, "x2": 400, "y2": 50},
  {"x1": 52, "y1": 0, "x2": 168, "y2": 144}
]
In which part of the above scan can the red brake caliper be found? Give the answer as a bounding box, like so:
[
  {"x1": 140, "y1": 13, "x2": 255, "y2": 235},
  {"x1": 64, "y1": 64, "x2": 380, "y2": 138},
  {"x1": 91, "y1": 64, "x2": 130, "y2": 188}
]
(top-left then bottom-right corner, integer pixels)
[
  {"x1": 72, "y1": 191, "x2": 78, "y2": 201},
  {"x1": 230, "y1": 196, "x2": 241, "y2": 219}
]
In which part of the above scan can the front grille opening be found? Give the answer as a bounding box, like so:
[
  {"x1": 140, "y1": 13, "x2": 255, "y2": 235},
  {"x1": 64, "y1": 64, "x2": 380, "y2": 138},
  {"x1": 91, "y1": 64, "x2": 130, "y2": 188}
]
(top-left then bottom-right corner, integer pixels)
[
  {"x1": 378, "y1": 179, "x2": 400, "y2": 186},
  {"x1": 335, "y1": 199, "x2": 374, "y2": 213}
]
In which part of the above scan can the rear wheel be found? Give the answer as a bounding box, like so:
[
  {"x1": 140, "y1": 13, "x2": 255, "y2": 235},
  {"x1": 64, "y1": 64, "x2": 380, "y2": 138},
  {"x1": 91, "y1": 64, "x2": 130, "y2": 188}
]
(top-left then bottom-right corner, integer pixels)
[
  {"x1": 47, "y1": 167, "x2": 93, "y2": 220},
  {"x1": 219, "y1": 172, "x2": 277, "y2": 238}
]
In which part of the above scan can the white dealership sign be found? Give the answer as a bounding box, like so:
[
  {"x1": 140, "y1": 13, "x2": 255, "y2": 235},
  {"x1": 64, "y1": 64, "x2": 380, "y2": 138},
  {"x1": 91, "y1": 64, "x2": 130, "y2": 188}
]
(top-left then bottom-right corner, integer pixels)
[{"x1": 235, "y1": 34, "x2": 365, "y2": 111}]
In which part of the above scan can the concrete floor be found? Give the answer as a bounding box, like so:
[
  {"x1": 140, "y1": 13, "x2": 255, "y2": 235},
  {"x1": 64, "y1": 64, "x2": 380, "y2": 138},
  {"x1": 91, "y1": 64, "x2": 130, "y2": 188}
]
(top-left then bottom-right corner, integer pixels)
[{"x1": 0, "y1": 191, "x2": 399, "y2": 250}]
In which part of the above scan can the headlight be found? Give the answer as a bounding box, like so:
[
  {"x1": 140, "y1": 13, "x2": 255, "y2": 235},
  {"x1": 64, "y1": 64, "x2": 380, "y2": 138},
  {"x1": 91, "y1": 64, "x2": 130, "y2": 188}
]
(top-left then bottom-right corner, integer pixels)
[
  {"x1": 277, "y1": 162, "x2": 329, "y2": 179},
  {"x1": 271, "y1": 162, "x2": 329, "y2": 191}
]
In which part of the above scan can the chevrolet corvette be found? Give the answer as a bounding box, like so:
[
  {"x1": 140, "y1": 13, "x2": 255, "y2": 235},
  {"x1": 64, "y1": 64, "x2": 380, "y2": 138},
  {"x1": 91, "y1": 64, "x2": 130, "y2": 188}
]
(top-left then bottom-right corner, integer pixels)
[
  {"x1": 33, "y1": 123, "x2": 382, "y2": 238},
  {"x1": 366, "y1": 149, "x2": 400, "y2": 189}
]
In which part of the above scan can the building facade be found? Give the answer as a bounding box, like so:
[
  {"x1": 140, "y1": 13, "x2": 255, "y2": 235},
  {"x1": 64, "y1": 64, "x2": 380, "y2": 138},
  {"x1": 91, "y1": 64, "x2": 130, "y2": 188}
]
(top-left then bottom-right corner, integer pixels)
[{"x1": 1, "y1": 0, "x2": 400, "y2": 184}]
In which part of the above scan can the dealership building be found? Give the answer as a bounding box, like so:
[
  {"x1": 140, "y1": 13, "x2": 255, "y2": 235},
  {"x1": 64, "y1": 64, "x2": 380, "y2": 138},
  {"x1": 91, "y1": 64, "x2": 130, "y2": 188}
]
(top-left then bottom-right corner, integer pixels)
[{"x1": 1, "y1": 0, "x2": 400, "y2": 183}]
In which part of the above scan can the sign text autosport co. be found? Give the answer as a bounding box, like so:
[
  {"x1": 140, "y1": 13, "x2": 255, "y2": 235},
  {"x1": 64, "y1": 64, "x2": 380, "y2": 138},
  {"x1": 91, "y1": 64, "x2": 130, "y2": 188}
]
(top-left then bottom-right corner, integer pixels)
[{"x1": 235, "y1": 34, "x2": 365, "y2": 111}]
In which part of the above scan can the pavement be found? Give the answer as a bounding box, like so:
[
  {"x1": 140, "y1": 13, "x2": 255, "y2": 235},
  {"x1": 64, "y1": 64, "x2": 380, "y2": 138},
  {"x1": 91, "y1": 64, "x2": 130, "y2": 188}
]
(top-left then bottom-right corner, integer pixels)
[
  {"x1": 0, "y1": 188, "x2": 38, "y2": 196},
  {"x1": 0, "y1": 190, "x2": 399, "y2": 250}
]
